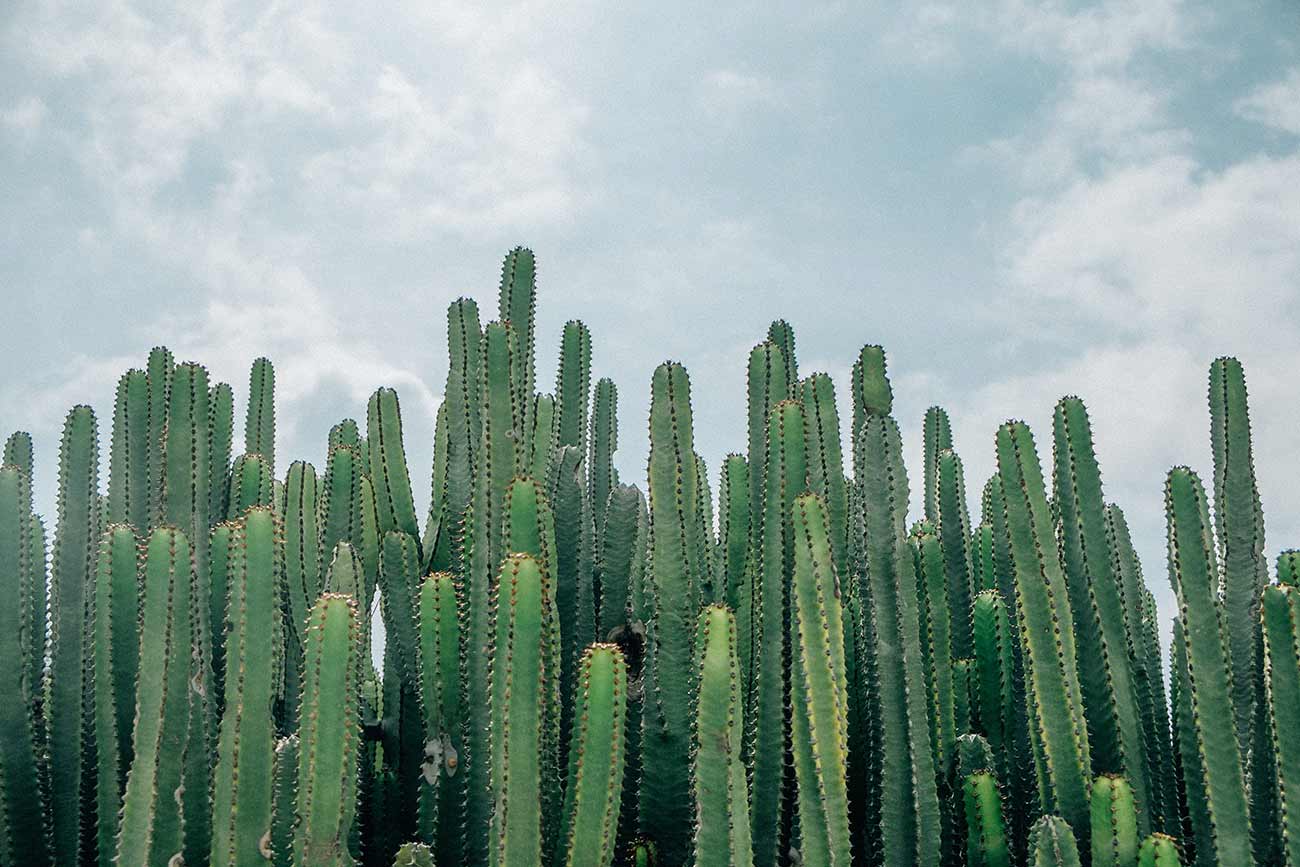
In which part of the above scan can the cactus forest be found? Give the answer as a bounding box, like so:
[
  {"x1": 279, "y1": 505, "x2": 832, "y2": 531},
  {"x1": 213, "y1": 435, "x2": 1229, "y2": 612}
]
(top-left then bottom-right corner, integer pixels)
[{"x1": 1, "y1": 245, "x2": 1295, "y2": 867}]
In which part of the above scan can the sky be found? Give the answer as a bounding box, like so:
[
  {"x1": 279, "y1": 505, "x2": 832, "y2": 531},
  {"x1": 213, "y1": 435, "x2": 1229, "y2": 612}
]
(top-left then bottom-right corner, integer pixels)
[{"x1": 3, "y1": 0, "x2": 1299, "y2": 639}]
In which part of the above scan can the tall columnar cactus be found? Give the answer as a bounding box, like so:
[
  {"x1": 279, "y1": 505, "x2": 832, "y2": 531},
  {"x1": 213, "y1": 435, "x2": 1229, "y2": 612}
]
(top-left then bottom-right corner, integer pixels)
[
  {"x1": 379, "y1": 529, "x2": 427, "y2": 845},
  {"x1": 2, "y1": 430, "x2": 32, "y2": 476},
  {"x1": 963, "y1": 772, "x2": 1011, "y2": 867},
  {"x1": 746, "y1": 341, "x2": 788, "y2": 532},
  {"x1": 1164, "y1": 467, "x2": 1252, "y2": 865},
  {"x1": 640, "y1": 361, "x2": 706, "y2": 867},
  {"x1": 489, "y1": 553, "x2": 561, "y2": 867},
  {"x1": 210, "y1": 507, "x2": 284, "y2": 867},
  {"x1": 1028, "y1": 816, "x2": 1083, "y2": 867},
  {"x1": 588, "y1": 377, "x2": 618, "y2": 533},
  {"x1": 717, "y1": 454, "x2": 751, "y2": 614},
  {"x1": 853, "y1": 346, "x2": 941, "y2": 867},
  {"x1": 1168, "y1": 616, "x2": 1204, "y2": 866},
  {"x1": 209, "y1": 381, "x2": 235, "y2": 527},
  {"x1": 790, "y1": 492, "x2": 853, "y2": 866},
  {"x1": 549, "y1": 445, "x2": 597, "y2": 762},
  {"x1": 1261, "y1": 578, "x2": 1300, "y2": 866},
  {"x1": 49, "y1": 404, "x2": 99, "y2": 866},
  {"x1": 555, "y1": 320, "x2": 592, "y2": 455},
  {"x1": 283, "y1": 460, "x2": 320, "y2": 728},
  {"x1": 1091, "y1": 775, "x2": 1139, "y2": 867},
  {"x1": 89, "y1": 524, "x2": 138, "y2": 867},
  {"x1": 1138, "y1": 834, "x2": 1183, "y2": 866},
  {"x1": 245, "y1": 357, "x2": 276, "y2": 477},
  {"x1": 295, "y1": 594, "x2": 361, "y2": 867},
  {"x1": 416, "y1": 573, "x2": 463, "y2": 857},
  {"x1": 1208, "y1": 358, "x2": 1268, "y2": 760},
  {"x1": 560, "y1": 643, "x2": 627, "y2": 867},
  {"x1": 693, "y1": 453, "x2": 716, "y2": 601},
  {"x1": 369, "y1": 387, "x2": 421, "y2": 540},
  {"x1": 320, "y1": 444, "x2": 365, "y2": 567},
  {"x1": 1052, "y1": 397, "x2": 1149, "y2": 830},
  {"x1": 107, "y1": 369, "x2": 149, "y2": 528},
  {"x1": 442, "y1": 297, "x2": 482, "y2": 570},
  {"x1": 229, "y1": 452, "x2": 275, "y2": 519},
  {"x1": 498, "y1": 247, "x2": 537, "y2": 457},
  {"x1": 691, "y1": 604, "x2": 752, "y2": 867},
  {"x1": 914, "y1": 524, "x2": 956, "y2": 776},
  {"x1": 1107, "y1": 503, "x2": 1176, "y2": 832},
  {"x1": 146, "y1": 346, "x2": 174, "y2": 523},
  {"x1": 936, "y1": 448, "x2": 974, "y2": 659},
  {"x1": 922, "y1": 406, "x2": 952, "y2": 524},
  {"x1": 425, "y1": 402, "x2": 451, "y2": 571},
  {"x1": 996, "y1": 420, "x2": 1091, "y2": 848},
  {"x1": 527, "y1": 392, "x2": 558, "y2": 483},
  {"x1": 271, "y1": 735, "x2": 298, "y2": 867},
  {"x1": 0, "y1": 463, "x2": 50, "y2": 866},
  {"x1": 116, "y1": 527, "x2": 196, "y2": 867},
  {"x1": 800, "y1": 372, "x2": 848, "y2": 576},
  {"x1": 748, "y1": 398, "x2": 807, "y2": 867},
  {"x1": 766, "y1": 319, "x2": 798, "y2": 397},
  {"x1": 596, "y1": 483, "x2": 643, "y2": 639}
]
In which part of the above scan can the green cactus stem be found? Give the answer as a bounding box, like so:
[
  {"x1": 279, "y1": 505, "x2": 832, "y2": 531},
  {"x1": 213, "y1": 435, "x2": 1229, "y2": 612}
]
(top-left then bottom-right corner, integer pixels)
[
  {"x1": 1164, "y1": 467, "x2": 1252, "y2": 866},
  {"x1": 368, "y1": 387, "x2": 421, "y2": 540},
  {"x1": 107, "y1": 369, "x2": 149, "y2": 528},
  {"x1": 393, "y1": 842, "x2": 436, "y2": 866},
  {"x1": 766, "y1": 319, "x2": 798, "y2": 397},
  {"x1": 555, "y1": 320, "x2": 592, "y2": 455},
  {"x1": 209, "y1": 381, "x2": 235, "y2": 528},
  {"x1": 561, "y1": 643, "x2": 627, "y2": 867},
  {"x1": 936, "y1": 448, "x2": 974, "y2": 659},
  {"x1": 1262, "y1": 579, "x2": 1300, "y2": 866},
  {"x1": 914, "y1": 524, "x2": 955, "y2": 775},
  {"x1": 963, "y1": 772, "x2": 1011, "y2": 867},
  {"x1": 498, "y1": 247, "x2": 537, "y2": 457},
  {"x1": 588, "y1": 377, "x2": 618, "y2": 533},
  {"x1": 416, "y1": 573, "x2": 463, "y2": 857},
  {"x1": 922, "y1": 406, "x2": 952, "y2": 524},
  {"x1": 1091, "y1": 775, "x2": 1139, "y2": 867},
  {"x1": 210, "y1": 507, "x2": 283, "y2": 866},
  {"x1": 145, "y1": 346, "x2": 174, "y2": 524},
  {"x1": 596, "y1": 483, "x2": 643, "y2": 639},
  {"x1": 228, "y1": 452, "x2": 275, "y2": 519},
  {"x1": 271, "y1": 735, "x2": 298, "y2": 867},
  {"x1": 115, "y1": 526, "x2": 196, "y2": 867},
  {"x1": 1138, "y1": 834, "x2": 1182, "y2": 867},
  {"x1": 800, "y1": 372, "x2": 848, "y2": 577},
  {"x1": 745, "y1": 341, "x2": 787, "y2": 537},
  {"x1": 295, "y1": 594, "x2": 361, "y2": 867},
  {"x1": 549, "y1": 445, "x2": 597, "y2": 767},
  {"x1": 1028, "y1": 816, "x2": 1082, "y2": 867}
]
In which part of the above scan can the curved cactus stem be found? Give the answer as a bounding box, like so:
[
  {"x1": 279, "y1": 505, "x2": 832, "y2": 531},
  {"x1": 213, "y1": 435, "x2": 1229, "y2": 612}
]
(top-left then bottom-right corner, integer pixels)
[
  {"x1": 295, "y1": 594, "x2": 361, "y2": 867},
  {"x1": 1164, "y1": 467, "x2": 1253, "y2": 866},
  {"x1": 417, "y1": 573, "x2": 463, "y2": 857},
  {"x1": 1052, "y1": 398, "x2": 1149, "y2": 832},
  {"x1": 1028, "y1": 816, "x2": 1082, "y2": 867},
  {"x1": 49, "y1": 404, "x2": 99, "y2": 866},
  {"x1": 996, "y1": 420, "x2": 1091, "y2": 849},
  {"x1": 0, "y1": 464, "x2": 51, "y2": 866},
  {"x1": 790, "y1": 493, "x2": 852, "y2": 866},
  {"x1": 489, "y1": 553, "x2": 560, "y2": 867},
  {"x1": 1090, "y1": 775, "x2": 1139, "y2": 867},
  {"x1": 963, "y1": 772, "x2": 1011, "y2": 867},
  {"x1": 210, "y1": 507, "x2": 283, "y2": 866},
  {"x1": 640, "y1": 362, "x2": 707, "y2": 867},
  {"x1": 561, "y1": 644, "x2": 627, "y2": 867},
  {"x1": 116, "y1": 527, "x2": 195, "y2": 867},
  {"x1": 368, "y1": 387, "x2": 421, "y2": 540},
  {"x1": 1138, "y1": 834, "x2": 1183, "y2": 866}
]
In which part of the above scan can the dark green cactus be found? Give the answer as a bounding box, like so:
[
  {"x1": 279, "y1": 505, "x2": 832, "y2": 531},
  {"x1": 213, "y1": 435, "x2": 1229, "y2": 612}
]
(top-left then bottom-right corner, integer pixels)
[
  {"x1": 790, "y1": 492, "x2": 852, "y2": 866},
  {"x1": 746, "y1": 341, "x2": 788, "y2": 534},
  {"x1": 2, "y1": 430, "x2": 32, "y2": 477},
  {"x1": 1138, "y1": 834, "x2": 1182, "y2": 866},
  {"x1": 116, "y1": 526, "x2": 196, "y2": 867},
  {"x1": 595, "y1": 483, "x2": 643, "y2": 639},
  {"x1": 49, "y1": 404, "x2": 99, "y2": 866},
  {"x1": 640, "y1": 361, "x2": 707, "y2": 867},
  {"x1": 1052, "y1": 397, "x2": 1149, "y2": 830},
  {"x1": 854, "y1": 346, "x2": 941, "y2": 867},
  {"x1": 244, "y1": 357, "x2": 276, "y2": 477},
  {"x1": 914, "y1": 524, "x2": 955, "y2": 775},
  {"x1": 529, "y1": 393, "x2": 558, "y2": 482},
  {"x1": 271, "y1": 735, "x2": 298, "y2": 867},
  {"x1": 549, "y1": 445, "x2": 597, "y2": 766},
  {"x1": 1091, "y1": 774, "x2": 1139, "y2": 867},
  {"x1": 489, "y1": 553, "x2": 560, "y2": 867},
  {"x1": 498, "y1": 247, "x2": 537, "y2": 458},
  {"x1": 1262, "y1": 579, "x2": 1300, "y2": 866},
  {"x1": 936, "y1": 448, "x2": 974, "y2": 660},
  {"x1": 555, "y1": 320, "x2": 592, "y2": 454},
  {"x1": 1028, "y1": 816, "x2": 1082, "y2": 867},
  {"x1": 1165, "y1": 467, "x2": 1252, "y2": 865},
  {"x1": 1168, "y1": 616, "x2": 1205, "y2": 866},
  {"x1": 107, "y1": 369, "x2": 149, "y2": 528},
  {"x1": 691, "y1": 604, "x2": 752, "y2": 867},
  {"x1": 717, "y1": 455, "x2": 751, "y2": 614},
  {"x1": 921, "y1": 406, "x2": 953, "y2": 524},
  {"x1": 588, "y1": 377, "x2": 618, "y2": 533},
  {"x1": 145, "y1": 346, "x2": 174, "y2": 524},
  {"x1": 766, "y1": 319, "x2": 798, "y2": 397},
  {"x1": 0, "y1": 463, "x2": 51, "y2": 866},
  {"x1": 210, "y1": 507, "x2": 283, "y2": 866},
  {"x1": 963, "y1": 772, "x2": 1011, "y2": 867},
  {"x1": 295, "y1": 593, "x2": 361, "y2": 866},
  {"x1": 996, "y1": 420, "x2": 1091, "y2": 848},
  {"x1": 283, "y1": 460, "x2": 320, "y2": 728},
  {"x1": 560, "y1": 643, "x2": 627, "y2": 867},
  {"x1": 416, "y1": 573, "x2": 463, "y2": 858},
  {"x1": 369, "y1": 388, "x2": 421, "y2": 540},
  {"x1": 800, "y1": 372, "x2": 848, "y2": 577},
  {"x1": 209, "y1": 381, "x2": 235, "y2": 528}
]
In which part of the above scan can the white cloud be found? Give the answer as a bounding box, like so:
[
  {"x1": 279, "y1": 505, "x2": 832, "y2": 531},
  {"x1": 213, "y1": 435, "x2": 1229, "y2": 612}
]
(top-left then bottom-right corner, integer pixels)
[
  {"x1": 697, "y1": 69, "x2": 786, "y2": 114},
  {"x1": 1237, "y1": 67, "x2": 1300, "y2": 136},
  {"x1": 1, "y1": 95, "x2": 48, "y2": 139}
]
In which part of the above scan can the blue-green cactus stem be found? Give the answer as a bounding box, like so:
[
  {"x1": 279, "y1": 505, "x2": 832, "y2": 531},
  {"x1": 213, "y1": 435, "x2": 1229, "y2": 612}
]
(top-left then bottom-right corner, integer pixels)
[
  {"x1": 208, "y1": 381, "x2": 235, "y2": 528},
  {"x1": 963, "y1": 772, "x2": 1011, "y2": 867},
  {"x1": 228, "y1": 452, "x2": 275, "y2": 519},
  {"x1": 936, "y1": 448, "x2": 974, "y2": 659},
  {"x1": 1262, "y1": 579, "x2": 1300, "y2": 866},
  {"x1": 561, "y1": 643, "x2": 627, "y2": 867},
  {"x1": 368, "y1": 387, "x2": 421, "y2": 540},
  {"x1": 596, "y1": 484, "x2": 643, "y2": 639},
  {"x1": 717, "y1": 455, "x2": 751, "y2": 614},
  {"x1": 1091, "y1": 775, "x2": 1139, "y2": 867},
  {"x1": 416, "y1": 572, "x2": 463, "y2": 857},
  {"x1": 271, "y1": 735, "x2": 297, "y2": 867},
  {"x1": 1028, "y1": 816, "x2": 1082, "y2": 867},
  {"x1": 107, "y1": 369, "x2": 149, "y2": 528},
  {"x1": 922, "y1": 406, "x2": 952, "y2": 524},
  {"x1": 588, "y1": 377, "x2": 618, "y2": 533},
  {"x1": 1138, "y1": 834, "x2": 1183, "y2": 866},
  {"x1": 800, "y1": 372, "x2": 848, "y2": 577},
  {"x1": 145, "y1": 346, "x2": 174, "y2": 524},
  {"x1": 555, "y1": 320, "x2": 592, "y2": 455},
  {"x1": 745, "y1": 341, "x2": 788, "y2": 537},
  {"x1": 498, "y1": 247, "x2": 537, "y2": 457},
  {"x1": 767, "y1": 319, "x2": 798, "y2": 397}
]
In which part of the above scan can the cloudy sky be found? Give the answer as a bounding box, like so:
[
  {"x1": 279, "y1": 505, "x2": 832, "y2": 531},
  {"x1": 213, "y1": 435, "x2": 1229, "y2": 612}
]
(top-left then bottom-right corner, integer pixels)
[{"x1": 3, "y1": 0, "x2": 1299, "y2": 632}]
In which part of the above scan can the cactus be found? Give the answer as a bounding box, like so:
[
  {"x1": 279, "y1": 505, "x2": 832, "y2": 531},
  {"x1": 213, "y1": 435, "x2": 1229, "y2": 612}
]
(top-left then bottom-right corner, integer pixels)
[
  {"x1": 555, "y1": 320, "x2": 592, "y2": 455},
  {"x1": 145, "y1": 346, "x2": 174, "y2": 523},
  {"x1": 210, "y1": 507, "x2": 283, "y2": 866},
  {"x1": 1091, "y1": 774, "x2": 1139, "y2": 867},
  {"x1": 416, "y1": 573, "x2": 463, "y2": 857},
  {"x1": 854, "y1": 346, "x2": 941, "y2": 867},
  {"x1": 115, "y1": 526, "x2": 196, "y2": 867},
  {"x1": 1262, "y1": 578, "x2": 1300, "y2": 866},
  {"x1": 691, "y1": 604, "x2": 752, "y2": 867},
  {"x1": 717, "y1": 455, "x2": 751, "y2": 614},
  {"x1": 0, "y1": 463, "x2": 51, "y2": 866},
  {"x1": 800, "y1": 372, "x2": 848, "y2": 577},
  {"x1": 747, "y1": 398, "x2": 807, "y2": 867},
  {"x1": 746, "y1": 342, "x2": 788, "y2": 536},
  {"x1": 295, "y1": 594, "x2": 361, "y2": 866},
  {"x1": 271, "y1": 735, "x2": 298, "y2": 867},
  {"x1": 488, "y1": 553, "x2": 560, "y2": 867},
  {"x1": 48, "y1": 404, "x2": 99, "y2": 866},
  {"x1": 378, "y1": 530, "x2": 427, "y2": 846},
  {"x1": 549, "y1": 445, "x2": 597, "y2": 765},
  {"x1": 394, "y1": 842, "x2": 436, "y2": 866},
  {"x1": 914, "y1": 524, "x2": 955, "y2": 775},
  {"x1": 588, "y1": 378, "x2": 618, "y2": 533},
  {"x1": 369, "y1": 387, "x2": 421, "y2": 540},
  {"x1": 789, "y1": 492, "x2": 852, "y2": 866},
  {"x1": 595, "y1": 484, "x2": 643, "y2": 639},
  {"x1": 107, "y1": 369, "x2": 149, "y2": 528},
  {"x1": 209, "y1": 381, "x2": 235, "y2": 526},
  {"x1": 963, "y1": 772, "x2": 1011, "y2": 867},
  {"x1": 996, "y1": 420, "x2": 1091, "y2": 848},
  {"x1": 229, "y1": 452, "x2": 275, "y2": 519},
  {"x1": 1164, "y1": 467, "x2": 1252, "y2": 865},
  {"x1": 561, "y1": 643, "x2": 627, "y2": 867},
  {"x1": 1138, "y1": 834, "x2": 1182, "y2": 866},
  {"x1": 498, "y1": 247, "x2": 537, "y2": 457},
  {"x1": 1028, "y1": 816, "x2": 1083, "y2": 867},
  {"x1": 640, "y1": 361, "x2": 707, "y2": 867},
  {"x1": 922, "y1": 406, "x2": 952, "y2": 524},
  {"x1": 282, "y1": 460, "x2": 320, "y2": 728},
  {"x1": 766, "y1": 319, "x2": 798, "y2": 397}
]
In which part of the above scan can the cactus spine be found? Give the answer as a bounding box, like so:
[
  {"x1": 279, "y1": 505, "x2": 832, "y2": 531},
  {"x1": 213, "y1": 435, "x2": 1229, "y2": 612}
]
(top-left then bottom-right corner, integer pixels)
[
  {"x1": 1091, "y1": 774, "x2": 1139, "y2": 867},
  {"x1": 561, "y1": 643, "x2": 627, "y2": 867},
  {"x1": 588, "y1": 377, "x2": 618, "y2": 534},
  {"x1": 963, "y1": 772, "x2": 1011, "y2": 867},
  {"x1": 1262, "y1": 577, "x2": 1300, "y2": 865},
  {"x1": 1138, "y1": 834, "x2": 1183, "y2": 866},
  {"x1": 1028, "y1": 815, "x2": 1083, "y2": 867},
  {"x1": 417, "y1": 572, "x2": 463, "y2": 857},
  {"x1": 369, "y1": 388, "x2": 421, "y2": 540}
]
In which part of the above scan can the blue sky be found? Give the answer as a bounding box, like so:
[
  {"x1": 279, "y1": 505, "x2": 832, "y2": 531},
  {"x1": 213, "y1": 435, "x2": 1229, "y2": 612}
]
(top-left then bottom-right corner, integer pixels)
[{"x1": 3, "y1": 0, "x2": 1299, "y2": 633}]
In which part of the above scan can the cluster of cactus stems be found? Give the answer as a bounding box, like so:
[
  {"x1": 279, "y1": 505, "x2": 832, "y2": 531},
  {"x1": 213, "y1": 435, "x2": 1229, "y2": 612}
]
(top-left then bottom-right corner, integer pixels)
[{"x1": 3, "y1": 248, "x2": 1300, "y2": 867}]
